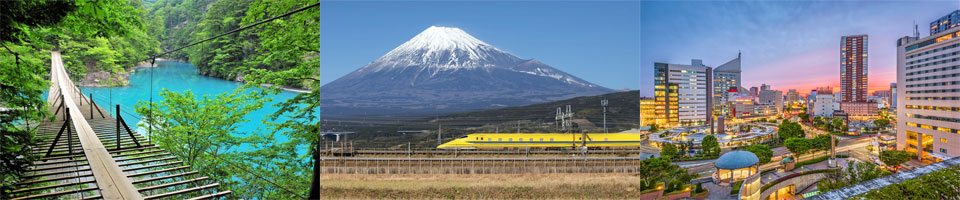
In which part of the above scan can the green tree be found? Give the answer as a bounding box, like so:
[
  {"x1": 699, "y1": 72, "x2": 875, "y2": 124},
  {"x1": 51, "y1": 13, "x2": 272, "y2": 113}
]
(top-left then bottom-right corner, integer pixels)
[
  {"x1": 873, "y1": 119, "x2": 890, "y2": 128},
  {"x1": 818, "y1": 161, "x2": 891, "y2": 192},
  {"x1": 778, "y1": 121, "x2": 804, "y2": 142},
  {"x1": 661, "y1": 143, "x2": 678, "y2": 159},
  {"x1": 798, "y1": 112, "x2": 810, "y2": 122},
  {"x1": 701, "y1": 135, "x2": 719, "y2": 157},
  {"x1": 880, "y1": 150, "x2": 912, "y2": 168},
  {"x1": 811, "y1": 134, "x2": 832, "y2": 154},
  {"x1": 744, "y1": 144, "x2": 773, "y2": 163},
  {"x1": 832, "y1": 118, "x2": 845, "y2": 132},
  {"x1": 785, "y1": 137, "x2": 812, "y2": 157}
]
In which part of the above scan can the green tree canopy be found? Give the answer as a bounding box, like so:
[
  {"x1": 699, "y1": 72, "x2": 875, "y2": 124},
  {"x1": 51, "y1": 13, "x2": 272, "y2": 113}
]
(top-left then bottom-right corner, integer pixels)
[
  {"x1": 832, "y1": 118, "x2": 845, "y2": 131},
  {"x1": 785, "y1": 137, "x2": 812, "y2": 156},
  {"x1": 745, "y1": 144, "x2": 773, "y2": 163},
  {"x1": 660, "y1": 143, "x2": 678, "y2": 159},
  {"x1": 873, "y1": 119, "x2": 890, "y2": 128},
  {"x1": 701, "y1": 135, "x2": 719, "y2": 157},
  {"x1": 778, "y1": 121, "x2": 805, "y2": 142},
  {"x1": 880, "y1": 150, "x2": 912, "y2": 167}
]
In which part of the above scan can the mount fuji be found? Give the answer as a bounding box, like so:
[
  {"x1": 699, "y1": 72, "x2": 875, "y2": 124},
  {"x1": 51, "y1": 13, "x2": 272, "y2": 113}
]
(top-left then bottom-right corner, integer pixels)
[{"x1": 320, "y1": 26, "x2": 615, "y2": 117}]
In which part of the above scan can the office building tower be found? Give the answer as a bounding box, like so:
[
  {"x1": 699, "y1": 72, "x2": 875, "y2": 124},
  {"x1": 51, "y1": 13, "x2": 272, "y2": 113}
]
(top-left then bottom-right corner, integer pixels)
[
  {"x1": 654, "y1": 60, "x2": 713, "y2": 127},
  {"x1": 760, "y1": 84, "x2": 771, "y2": 91},
  {"x1": 841, "y1": 35, "x2": 869, "y2": 102},
  {"x1": 896, "y1": 19, "x2": 960, "y2": 161},
  {"x1": 713, "y1": 53, "x2": 742, "y2": 117}
]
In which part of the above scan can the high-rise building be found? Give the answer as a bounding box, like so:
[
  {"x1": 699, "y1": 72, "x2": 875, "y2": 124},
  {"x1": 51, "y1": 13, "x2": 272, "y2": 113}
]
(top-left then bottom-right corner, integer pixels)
[
  {"x1": 890, "y1": 82, "x2": 897, "y2": 110},
  {"x1": 841, "y1": 35, "x2": 869, "y2": 102},
  {"x1": 896, "y1": 20, "x2": 960, "y2": 161},
  {"x1": 654, "y1": 60, "x2": 713, "y2": 127},
  {"x1": 786, "y1": 89, "x2": 801, "y2": 105},
  {"x1": 930, "y1": 10, "x2": 960, "y2": 35},
  {"x1": 713, "y1": 53, "x2": 742, "y2": 117},
  {"x1": 760, "y1": 84, "x2": 771, "y2": 91},
  {"x1": 758, "y1": 90, "x2": 784, "y2": 113},
  {"x1": 640, "y1": 97, "x2": 663, "y2": 127},
  {"x1": 749, "y1": 87, "x2": 759, "y2": 97}
]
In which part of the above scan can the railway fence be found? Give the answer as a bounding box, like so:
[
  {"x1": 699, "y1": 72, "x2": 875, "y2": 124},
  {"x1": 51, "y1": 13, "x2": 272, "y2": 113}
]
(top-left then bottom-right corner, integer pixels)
[{"x1": 316, "y1": 157, "x2": 651, "y2": 174}]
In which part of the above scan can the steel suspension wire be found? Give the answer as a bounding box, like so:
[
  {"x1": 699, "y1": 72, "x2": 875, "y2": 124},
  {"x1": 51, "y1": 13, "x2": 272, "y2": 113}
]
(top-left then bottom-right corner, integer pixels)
[{"x1": 140, "y1": 1, "x2": 321, "y2": 62}]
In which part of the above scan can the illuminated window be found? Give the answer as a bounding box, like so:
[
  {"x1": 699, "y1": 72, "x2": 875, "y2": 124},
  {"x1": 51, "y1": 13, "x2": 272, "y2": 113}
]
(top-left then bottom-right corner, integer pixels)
[
  {"x1": 937, "y1": 34, "x2": 954, "y2": 42},
  {"x1": 941, "y1": 138, "x2": 948, "y2": 144}
]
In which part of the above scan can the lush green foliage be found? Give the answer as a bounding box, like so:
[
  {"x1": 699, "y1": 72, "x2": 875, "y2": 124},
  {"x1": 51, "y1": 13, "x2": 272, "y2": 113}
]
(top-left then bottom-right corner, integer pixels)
[
  {"x1": 660, "y1": 143, "x2": 678, "y2": 159},
  {"x1": 879, "y1": 150, "x2": 912, "y2": 167},
  {"x1": 818, "y1": 161, "x2": 891, "y2": 192},
  {"x1": 701, "y1": 135, "x2": 719, "y2": 157},
  {"x1": 777, "y1": 121, "x2": 804, "y2": 142},
  {"x1": 134, "y1": 88, "x2": 311, "y2": 199},
  {"x1": 635, "y1": 157, "x2": 694, "y2": 193},
  {"x1": 785, "y1": 134, "x2": 833, "y2": 157},
  {"x1": 858, "y1": 165, "x2": 960, "y2": 199},
  {"x1": 797, "y1": 112, "x2": 810, "y2": 122},
  {"x1": 744, "y1": 144, "x2": 773, "y2": 163},
  {"x1": 873, "y1": 119, "x2": 890, "y2": 128}
]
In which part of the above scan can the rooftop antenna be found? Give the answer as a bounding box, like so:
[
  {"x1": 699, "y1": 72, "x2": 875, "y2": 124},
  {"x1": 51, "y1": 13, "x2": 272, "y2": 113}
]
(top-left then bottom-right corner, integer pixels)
[{"x1": 914, "y1": 20, "x2": 920, "y2": 38}]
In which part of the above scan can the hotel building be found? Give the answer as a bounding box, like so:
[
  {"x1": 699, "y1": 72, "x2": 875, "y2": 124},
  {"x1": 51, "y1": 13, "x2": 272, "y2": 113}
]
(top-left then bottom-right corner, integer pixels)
[
  {"x1": 654, "y1": 60, "x2": 713, "y2": 127},
  {"x1": 896, "y1": 14, "x2": 960, "y2": 161},
  {"x1": 841, "y1": 35, "x2": 869, "y2": 103},
  {"x1": 930, "y1": 10, "x2": 960, "y2": 35}
]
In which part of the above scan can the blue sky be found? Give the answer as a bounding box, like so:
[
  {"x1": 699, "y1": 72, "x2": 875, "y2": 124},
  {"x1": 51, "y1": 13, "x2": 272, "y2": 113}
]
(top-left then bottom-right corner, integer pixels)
[
  {"x1": 641, "y1": 1, "x2": 960, "y2": 97},
  {"x1": 320, "y1": 1, "x2": 640, "y2": 90}
]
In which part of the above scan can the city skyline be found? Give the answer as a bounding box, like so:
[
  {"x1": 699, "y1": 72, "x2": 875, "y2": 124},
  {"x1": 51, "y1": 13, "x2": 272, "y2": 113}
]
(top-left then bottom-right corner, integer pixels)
[{"x1": 641, "y1": 1, "x2": 960, "y2": 97}]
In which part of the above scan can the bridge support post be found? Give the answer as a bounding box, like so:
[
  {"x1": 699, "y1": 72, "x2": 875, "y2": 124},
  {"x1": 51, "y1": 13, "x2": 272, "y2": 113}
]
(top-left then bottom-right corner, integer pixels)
[
  {"x1": 45, "y1": 107, "x2": 72, "y2": 157},
  {"x1": 117, "y1": 105, "x2": 121, "y2": 150}
]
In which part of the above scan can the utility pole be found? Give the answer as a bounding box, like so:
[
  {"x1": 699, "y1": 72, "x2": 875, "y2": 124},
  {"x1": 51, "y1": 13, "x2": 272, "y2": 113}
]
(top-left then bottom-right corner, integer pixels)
[
  {"x1": 601, "y1": 98, "x2": 608, "y2": 133},
  {"x1": 517, "y1": 120, "x2": 520, "y2": 133},
  {"x1": 438, "y1": 123, "x2": 442, "y2": 146}
]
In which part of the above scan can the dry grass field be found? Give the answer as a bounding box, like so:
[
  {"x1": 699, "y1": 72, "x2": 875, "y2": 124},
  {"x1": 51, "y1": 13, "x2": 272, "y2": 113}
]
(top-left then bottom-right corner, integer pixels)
[{"x1": 318, "y1": 173, "x2": 650, "y2": 199}]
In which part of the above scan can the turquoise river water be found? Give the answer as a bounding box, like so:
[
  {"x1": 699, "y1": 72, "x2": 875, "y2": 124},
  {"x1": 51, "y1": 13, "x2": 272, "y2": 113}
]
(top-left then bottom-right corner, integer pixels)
[{"x1": 77, "y1": 61, "x2": 300, "y2": 151}]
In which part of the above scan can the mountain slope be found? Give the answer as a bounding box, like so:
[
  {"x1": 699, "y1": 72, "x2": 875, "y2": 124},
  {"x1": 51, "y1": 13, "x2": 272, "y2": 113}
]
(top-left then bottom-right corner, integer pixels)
[{"x1": 321, "y1": 26, "x2": 614, "y2": 117}]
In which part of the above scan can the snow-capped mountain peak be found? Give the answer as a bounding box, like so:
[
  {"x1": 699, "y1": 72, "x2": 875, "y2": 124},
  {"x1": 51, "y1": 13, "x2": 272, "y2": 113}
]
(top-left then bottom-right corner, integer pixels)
[
  {"x1": 364, "y1": 26, "x2": 521, "y2": 72},
  {"x1": 392, "y1": 26, "x2": 489, "y2": 53}
]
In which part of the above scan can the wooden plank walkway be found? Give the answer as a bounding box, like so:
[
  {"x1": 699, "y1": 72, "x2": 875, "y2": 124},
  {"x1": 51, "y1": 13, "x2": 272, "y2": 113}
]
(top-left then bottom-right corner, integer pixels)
[{"x1": 7, "y1": 51, "x2": 230, "y2": 200}]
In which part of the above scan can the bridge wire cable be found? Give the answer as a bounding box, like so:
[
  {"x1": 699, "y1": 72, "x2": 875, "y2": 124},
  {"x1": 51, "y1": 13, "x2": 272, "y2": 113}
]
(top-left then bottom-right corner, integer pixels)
[{"x1": 140, "y1": 1, "x2": 321, "y2": 62}]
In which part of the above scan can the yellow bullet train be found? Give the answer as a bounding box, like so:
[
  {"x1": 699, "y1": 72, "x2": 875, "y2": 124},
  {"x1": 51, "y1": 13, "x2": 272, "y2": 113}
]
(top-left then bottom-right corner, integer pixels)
[{"x1": 436, "y1": 133, "x2": 646, "y2": 150}]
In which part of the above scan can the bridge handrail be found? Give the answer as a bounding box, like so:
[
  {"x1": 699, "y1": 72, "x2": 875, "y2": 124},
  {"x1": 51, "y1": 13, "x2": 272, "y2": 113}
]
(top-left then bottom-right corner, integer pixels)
[{"x1": 48, "y1": 51, "x2": 143, "y2": 199}]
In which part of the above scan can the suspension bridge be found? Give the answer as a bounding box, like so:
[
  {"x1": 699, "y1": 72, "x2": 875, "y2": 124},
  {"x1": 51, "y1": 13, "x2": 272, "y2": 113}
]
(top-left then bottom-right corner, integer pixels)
[{"x1": 7, "y1": 51, "x2": 230, "y2": 199}]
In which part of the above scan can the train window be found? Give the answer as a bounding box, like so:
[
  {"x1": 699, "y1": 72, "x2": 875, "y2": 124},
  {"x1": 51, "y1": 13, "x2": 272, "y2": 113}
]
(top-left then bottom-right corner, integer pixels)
[
  {"x1": 529, "y1": 138, "x2": 533, "y2": 142},
  {"x1": 509, "y1": 138, "x2": 513, "y2": 141},
  {"x1": 540, "y1": 138, "x2": 543, "y2": 142},
  {"x1": 498, "y1": 138, "x2": 502, "y2": 141},
  {"x1": 550, "y1": 138, "x2": 554, "y2": 141},
  {"x1": 605, "y1": 138, "x2": 608, "y2": 141},
  {"x1": 519, "y1": 138, "x2": 523, "y2": 141},
  {"x1": 488, "y1": 138, "x2": 491, "y2": 141}
]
